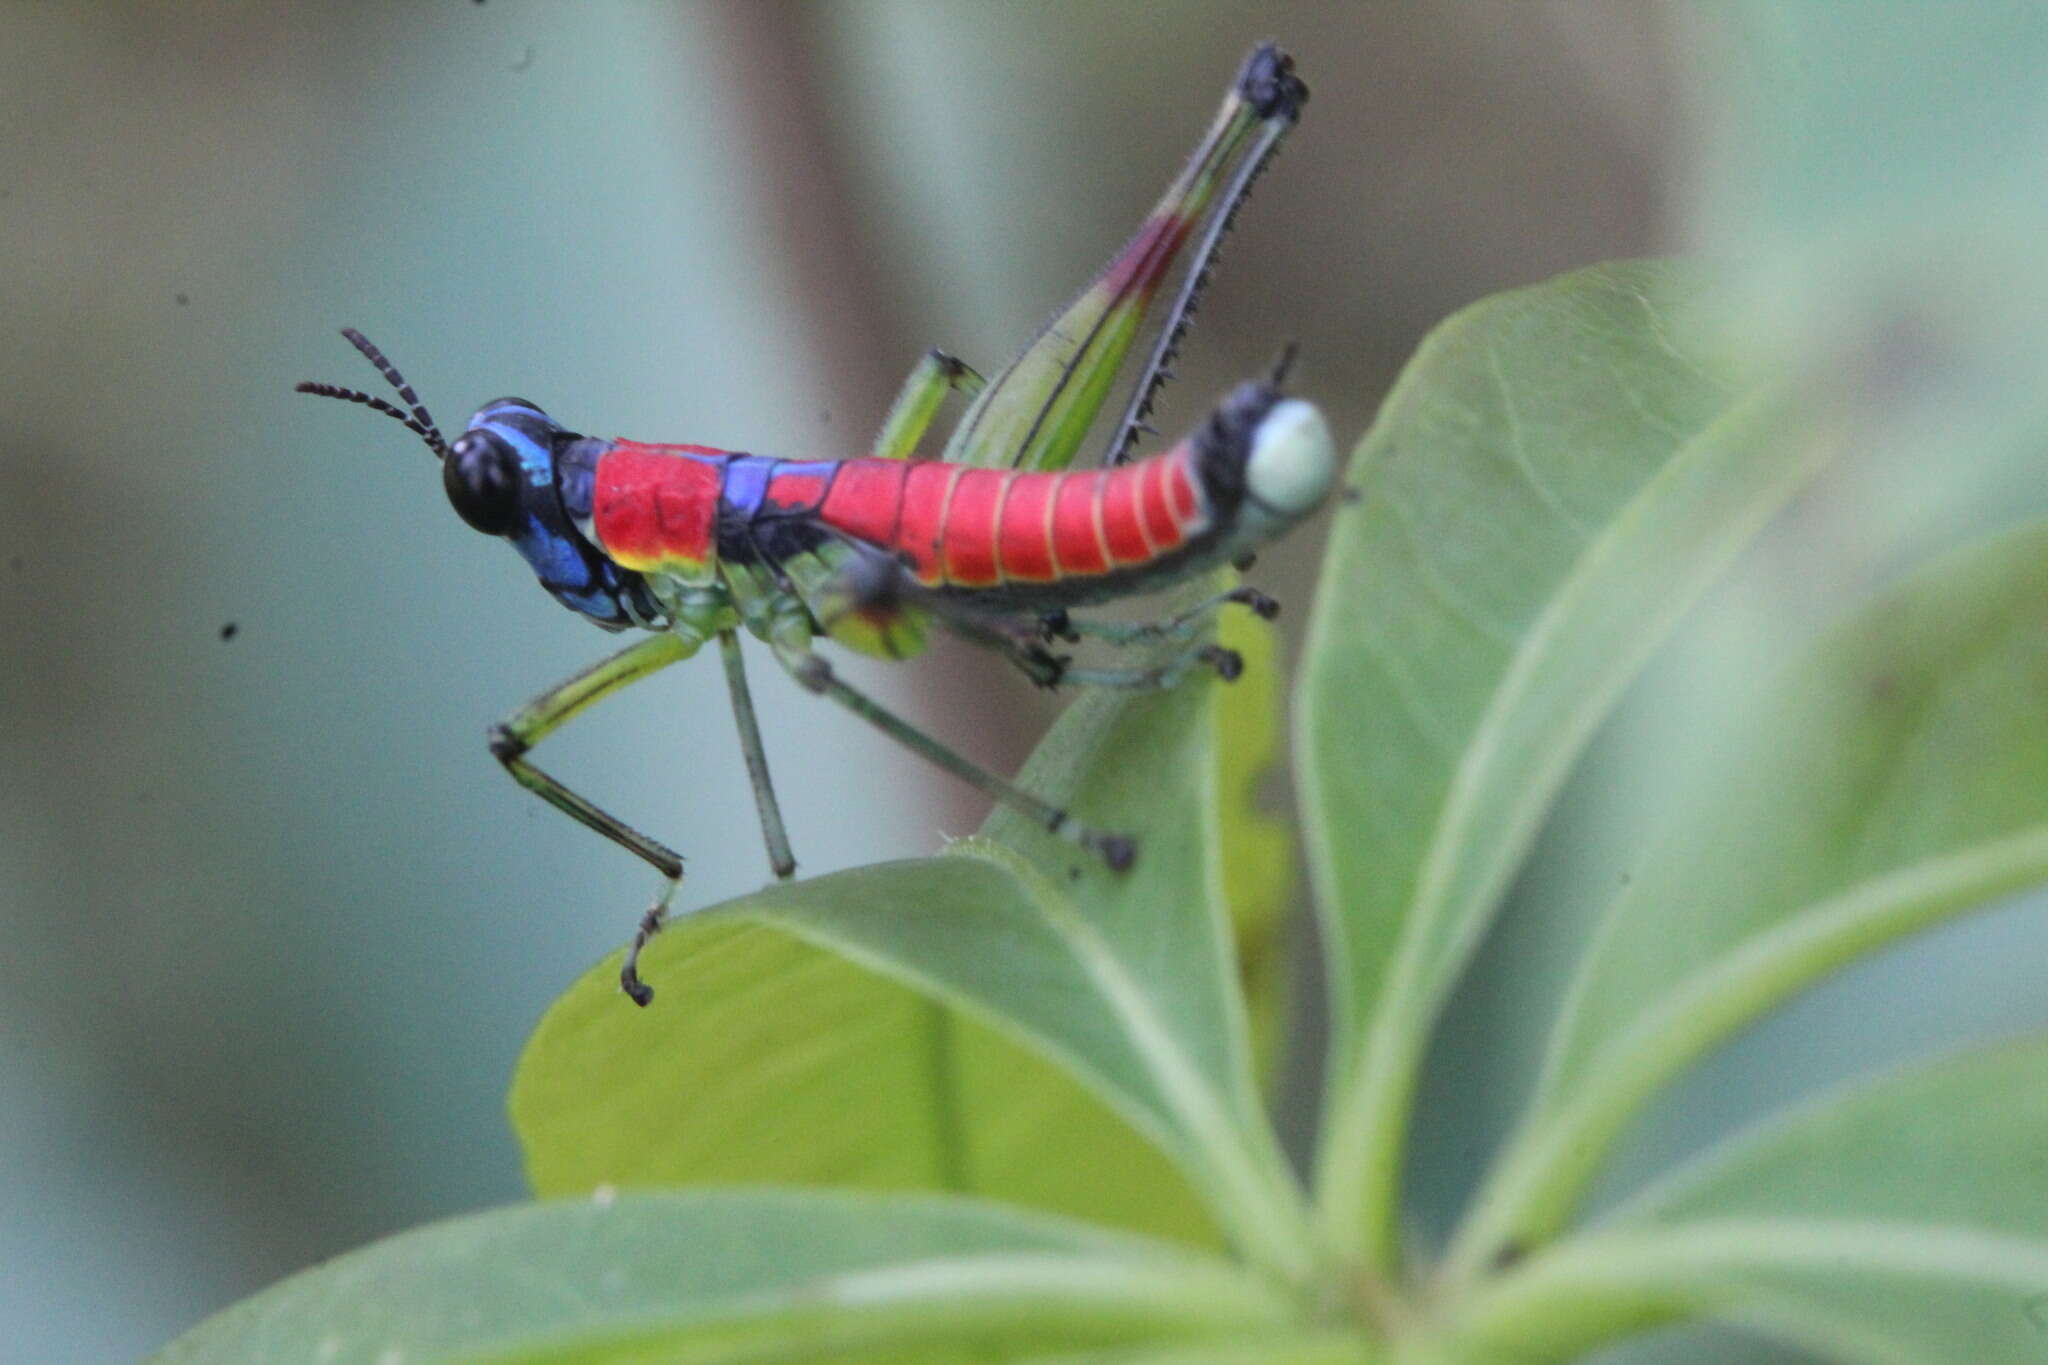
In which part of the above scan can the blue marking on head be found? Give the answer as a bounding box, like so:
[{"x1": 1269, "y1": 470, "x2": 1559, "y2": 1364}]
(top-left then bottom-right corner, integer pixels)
[{"x1": 453, "y1": 398, "x2": 661, "y2": 630}]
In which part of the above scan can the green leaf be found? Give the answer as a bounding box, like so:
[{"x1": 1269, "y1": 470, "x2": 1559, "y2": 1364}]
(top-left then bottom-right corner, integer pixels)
[
  {"x1": 148, "y1": 1190, "x2": 1296, "y2": 1365},
  {"x1": 1297, "y1": 259, "x2": 1832, "y2": 1264},
  {"x1": 1484, "y1": 1039, "x2": 2048, "y2": 1364},
  {"x1": 1444, "y1": 1221, "x2": 2048, "y2": 1365},
  {"x1": 1615, "y1": 1036, "x2": 2048, "y2": 1238},
  {"x1": 1213, "y1": 608, "x2": 1297, "y2": 1085},
  {"x1": 963, "y1": 606, "x2": 1305, "y2": 1274},
  {"x1": 516, "y1": 621, "x2": 1308, "y2": 1281},
  {"x1": 512, "y1": 918, "x2": 1220, "y2": 1247},
  {"x1": 1454, "y1": 519, "x2": 2048, "y2": 1272},
  {"x1": 1542, "y1": 520, "x2": 2048, "y2": 1102}
]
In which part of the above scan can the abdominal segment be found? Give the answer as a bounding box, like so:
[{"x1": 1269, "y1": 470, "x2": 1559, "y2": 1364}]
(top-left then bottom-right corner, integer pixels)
[{"x1": 812, "y1": 445, "x2": 1210, "y2": 590}]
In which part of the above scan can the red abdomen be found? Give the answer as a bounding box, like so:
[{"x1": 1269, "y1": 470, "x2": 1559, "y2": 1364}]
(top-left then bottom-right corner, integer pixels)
[
  {"x1": 587, "y1": 438, "x2": 1212, "y2": 594},
  {"x1": 816, "y1": 444, "x2": 1210, "y2": 589}
]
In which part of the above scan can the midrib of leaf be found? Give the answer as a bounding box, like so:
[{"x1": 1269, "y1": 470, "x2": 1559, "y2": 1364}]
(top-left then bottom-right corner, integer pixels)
[
  {"x1": 504, "y1": 1251, "x2": 1302, "y2": 1365},
  {"x1": 959, "y1": 840, "x2": 1313, "y2": 1284},
  {"x1": 149, "y1": 1192, "x2": 1306, "y2": 1365},
  {"x1": 1312, "y1": 383, "x2": 1823, "y2": 1267},
  {"x1": 922, "y1": 995, "x2": 971, "y2": 1192},
  {"x1": 1446, "y1": 821, "x2": 2048, "y2": 1278},
  {"x1": 1009, "y1": 1332, "x2": 1372, "y2": 1365},
  {"x1": 1439, "y1": 1219, "x2": 2048, "y2": 1365},
  {"x1": 817, "y1": 1249, "x2": 1298, "y2": 1320}
]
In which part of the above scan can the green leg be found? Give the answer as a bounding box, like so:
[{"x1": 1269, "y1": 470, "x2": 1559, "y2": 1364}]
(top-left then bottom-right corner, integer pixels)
[
  {"x1": 972, "y1": 586, "x2": 1285, "y2": 690},
  {"x1": 829, "y1": 558, "x2": 1269, "y2": 693},
  {"x1": 1106, "y1": 52, "x2": 1306, "y2": 465},
  {"x1": 998, "y1": 589, "x2": 1278, "y2": 690},
  {"x1": 767, "y1": 623, "x2": 1134, "y2": 870},
  {"x1": 1048, "y1": 586, "x2": 1279, "y2": 647},
  {"x1": 1059, "y1": 640, "x2": 1244, "y2": 690},
  {"x1": 872, "y1": 348, "x2": 987, "y2": 460},
  {"x1": 489, "y1": 631, "x2": 703, "y2": 1006},
  {"x1": 717, "y1": 628, "x2": 796, "y2": 880},
  {"x1": 959, "y1": 607, "x2": 1246, "y2": 691}
]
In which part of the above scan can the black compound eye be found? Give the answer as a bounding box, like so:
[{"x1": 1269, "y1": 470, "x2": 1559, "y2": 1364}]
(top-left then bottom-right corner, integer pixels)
[{"x1": 445, "y1": 431, "x2": 522, "y2": 535}]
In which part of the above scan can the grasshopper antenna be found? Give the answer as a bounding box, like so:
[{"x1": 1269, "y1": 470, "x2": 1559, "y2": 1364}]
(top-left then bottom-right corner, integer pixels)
[
  {"x1": 1268, "y1": 340, "x2": 1301, "y2": 389},
  {"x1": 296, "y1": 328, "x2": 451, "y2": 460}
]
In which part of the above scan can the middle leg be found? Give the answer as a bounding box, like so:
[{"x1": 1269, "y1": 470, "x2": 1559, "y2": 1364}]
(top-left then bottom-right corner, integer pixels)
[
  {"x1": 1044, "y1": 585, "x2": 1278, "y2": 648},
  {"x1": 717, "y1": 627, "x2": 797, "y2": 880},
  {"x1": 765, "y1": 620, "x2": 1134, "y2": 871}
]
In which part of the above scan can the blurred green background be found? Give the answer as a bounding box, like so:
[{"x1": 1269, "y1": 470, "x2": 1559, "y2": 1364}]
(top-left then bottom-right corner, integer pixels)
[{"x1": 9, "y1": 4, "x2": 2047, "y2": 1362}]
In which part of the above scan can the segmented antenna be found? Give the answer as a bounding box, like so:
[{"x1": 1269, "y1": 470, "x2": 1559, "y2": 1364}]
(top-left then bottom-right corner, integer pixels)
[
  {"x1": 1268, "y1": 340, "x2": 1300, "y2": 389},
  {"x1": 295, "y1": 328, "x2": 450, "y2": 460},
  {"x1": 1107, "y1": 88, "x2": 1301, "y2": 466}
]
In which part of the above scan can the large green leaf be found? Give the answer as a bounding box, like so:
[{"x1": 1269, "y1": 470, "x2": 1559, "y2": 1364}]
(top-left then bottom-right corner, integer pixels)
[
  {"x1": 515, "y1": 608, "x2": 1308, "y2": 1280},
  {"x1": 1453, "y1": 519, "x2": 2048, "y2": 1272},
  {"x1": 1541, "y1": 520, "x2": 2048, "y2": 1101},
  {"x1": 1442, "y1": 1220, "x2": 2048, "y2": 1365},
  {"x1": 1212, "y1": 609, "x2": 1297, "y2": 1082},
  {"x1": 1614, "y1": 1036, "x2": 2048, "y2": 1238},
  {"x1": 1456, "y1": 1034, "x2": 2048, "y2": 1364},
  {"x1": 149, "y1": 1190, "x2": 1295, "y2": 1365},
  {"x1": 512, "y1": 918, "x2": 1219, "y2": 1247},
  {"x1": 1448, "y1": 1043, "x2": 2048, "y2": 1361},
  {"x1": 1297, "y1": 259, "x2": 1831, "y2": 1264},
  {"x1": 1524, "y1": 1037, "x2": 2048, "y2": 1364},
  {"x1": 963, "y1": 604, "x2": 1303, "y2": 1274}
]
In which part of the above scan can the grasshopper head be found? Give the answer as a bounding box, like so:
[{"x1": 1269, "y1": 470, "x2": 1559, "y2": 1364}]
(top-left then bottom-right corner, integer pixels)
[
  {"x1": 297, "y1": 329, "x2": 660, "y2": 630},
  {"x1": 446, "y1": 397, "x2": 557, "y2": 535}
]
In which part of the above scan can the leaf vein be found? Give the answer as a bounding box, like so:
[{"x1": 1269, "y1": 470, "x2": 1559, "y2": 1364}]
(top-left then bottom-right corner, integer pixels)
[{"x1": 1487, "y1": 336, "x2": 1596, "y2": 536}]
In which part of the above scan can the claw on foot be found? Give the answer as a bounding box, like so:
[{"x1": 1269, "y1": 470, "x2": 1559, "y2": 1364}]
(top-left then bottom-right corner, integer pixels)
[
  {"x1": 1202, "y1": 644, "x2": 1244, "y2": 682},
  {"x1": 1096, "y1": 833, "x2": 1138, "y2": 872},
  {"x1": 619, "y1": 900, "x2": 668, "y2": 1007},
  {"x1": 1231, "y1": 587, "x2": 1280, "y2": 620},
  {"x1": 794, "y1": 655, "x2": 832, "y2": 693},
  {"x1": 1039, "y1": 609, "x2": 1080, "y2": 644},
  {"x1": 1023, "y1": 644, "x2": 1069, "y2": 689}
]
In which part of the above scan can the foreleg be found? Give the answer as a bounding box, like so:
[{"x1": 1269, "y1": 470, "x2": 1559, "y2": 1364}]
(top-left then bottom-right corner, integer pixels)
[
  {"x1": 488, "y1": 632, "x2": 706, "y2": 1005},
  {"x1": 765, "y1": 620, "x2": 1134, "y2": 871}
]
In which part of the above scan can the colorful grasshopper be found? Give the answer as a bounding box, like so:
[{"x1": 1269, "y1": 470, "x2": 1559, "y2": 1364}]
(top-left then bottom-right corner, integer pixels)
[{"x1": 298, "y1": 44, "x2": 1331, "y2": 1004}]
